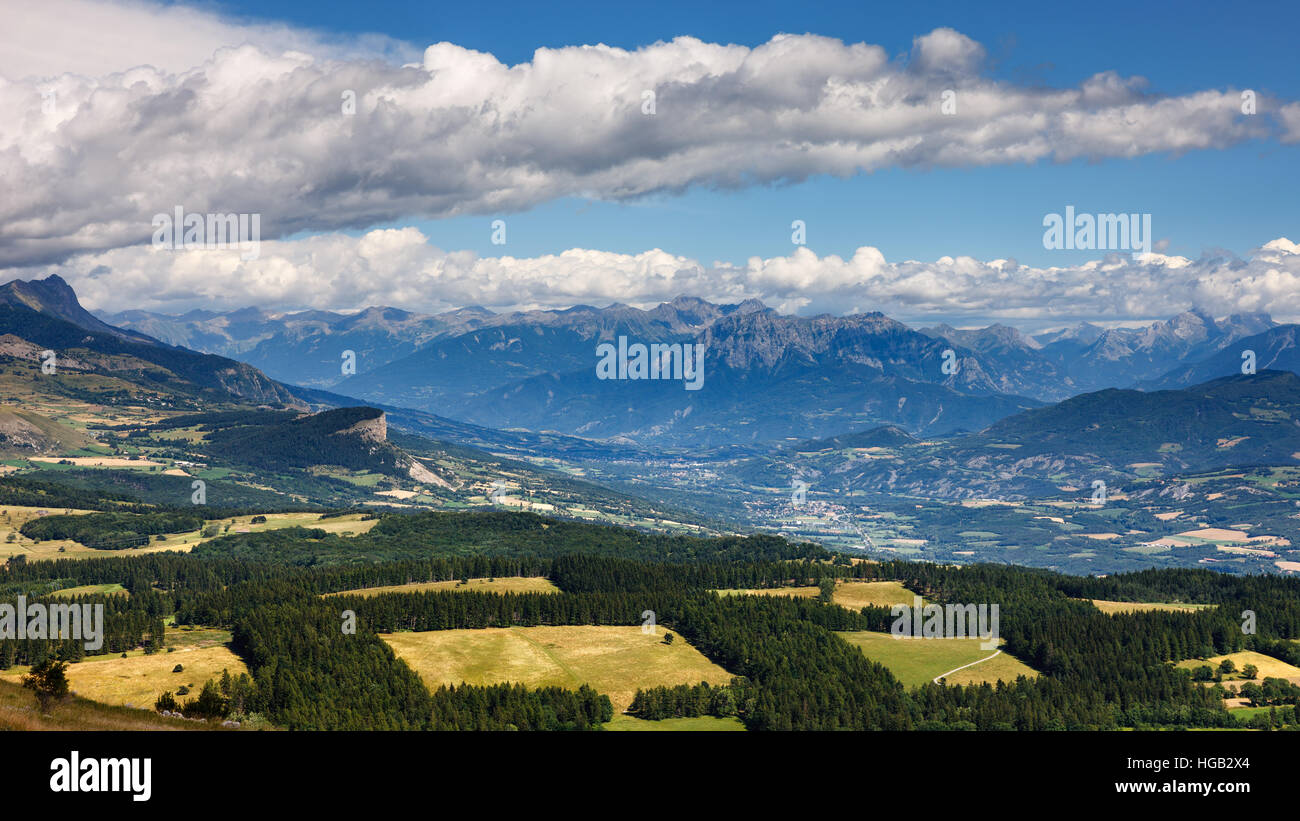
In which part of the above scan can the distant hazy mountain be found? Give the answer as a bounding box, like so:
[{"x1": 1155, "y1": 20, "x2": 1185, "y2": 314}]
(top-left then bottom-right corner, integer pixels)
[
  {"x1": 974, "y1": 369, "x2": 1300, "y2": 471},
  {"x1": 794, "y1": 424, "x2": 917, "y2": 451},
  {"x1": 1059, "y1": 310, "x2": 1276, "y2": 391},
  {"x1": 334, "y1": 297, "x2": 758, "y2": 412},
  {"x1": 100, "y1": 304, "x2": 467, "y2": 388},
  {"x1": 921, "y1": 322, "x2": 1076, "y2": 400},
  {"x1": 1033, "y1": 321, "x2": 1106, "y2": 349},
  {"x1": 1141, "y1": 325, "x2": 1300, "y2": 390},
  {"x1": 444, "y1": 310, "x2": 1040, "y2": 446},
  {"x1": 761, "y1": 370, "x2": 1300, "y2": 502}
]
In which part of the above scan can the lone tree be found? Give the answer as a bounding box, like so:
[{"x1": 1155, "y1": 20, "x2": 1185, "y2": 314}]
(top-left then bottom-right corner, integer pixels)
[
  {"x1": 22, "y1": 659, "x2": 70, "y2": 714},
  {"x1": 818, "y1": 577, "x2": 836, "y2": 603}
]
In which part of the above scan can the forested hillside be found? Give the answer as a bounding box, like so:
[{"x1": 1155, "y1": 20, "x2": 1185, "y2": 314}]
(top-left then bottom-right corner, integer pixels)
[{"x1": 3, "y1": 510, "x2": 1297, "y2": 732}]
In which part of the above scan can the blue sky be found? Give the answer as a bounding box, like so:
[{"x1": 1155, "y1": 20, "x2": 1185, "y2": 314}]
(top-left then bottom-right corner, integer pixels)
[
  {"x1": 224, "y1": 0, "x2": 1298, "y2": 266},
  {"x1": 4, "y1": 0, "x2": 1298, "y2": 322}
]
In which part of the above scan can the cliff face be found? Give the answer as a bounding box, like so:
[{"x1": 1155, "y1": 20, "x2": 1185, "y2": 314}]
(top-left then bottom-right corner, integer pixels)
[{"x1": 334, "y1": 410, "x2": 387, "y2": 443}]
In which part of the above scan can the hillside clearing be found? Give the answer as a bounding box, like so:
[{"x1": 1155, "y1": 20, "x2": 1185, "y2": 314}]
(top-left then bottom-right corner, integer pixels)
[
  {"x1": 0, "y1": 645, "x2": 248, "y2": 710},
  {"x1": 838, "y1": 630, "x2": 1038, "y2": 688},
  {"x1": 1090, "y1": 599, "x2": 1214, "y2": 615},
  {"x1": 1175, "y1": 650, "x2": 1300, "y2": 682},
  {"x1": 711, "y1": 579, "x2": 918, "y2": 610},
  {"x1": 325, "y1": 576, "x2": 559, "y2": 598},
  {"x1": 383, "y1": 625, "x2": 733, "y2": 713}
]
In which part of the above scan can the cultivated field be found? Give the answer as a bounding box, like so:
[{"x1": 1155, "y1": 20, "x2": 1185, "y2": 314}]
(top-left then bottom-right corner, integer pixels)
[
  {"x1": 383, "y1": 625, "x2": 733, "y2": 713},
  {"x1": 325, "y1": 576, "x2": 559, "y2": 598},
  {"x1": 838, "y1": 630, "x2": 1038, "y2": 688},
  {"x1": 28, "y1": 456, "x2": 162, "y2": 468}
]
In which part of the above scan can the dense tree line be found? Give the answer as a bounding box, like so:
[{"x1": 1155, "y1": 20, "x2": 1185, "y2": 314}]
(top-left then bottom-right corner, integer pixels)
[
  {"x1": 230, "y1": 599, "x2": 434, "y2": 730},
  {"x1": 429, "y1": 683, "x2": 612, "y2": 730},
  {"x1": 0, "y1": 589, "x2": 166, "y2": 669},
  {"x1": 20, "y1": 511, "x2": 204, "y2": 548},
  {"x1": 628, "y1": 681, "x2": 739, "y2": 720}
]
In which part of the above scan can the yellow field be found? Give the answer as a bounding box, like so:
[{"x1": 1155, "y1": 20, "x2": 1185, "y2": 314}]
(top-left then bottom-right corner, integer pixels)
[
  {"x1": 832, "y1": 580, "x2": 917, "y2": 609},
  {"x1": 325, "y1": 576, "x2": 560, "y2": 598},
  {"x1": 1177, "y1": 528, "x2": 1250, "y2": 541},
  {"x1": 0, "y1": 645, "x2": 248, "y2": 710},
  {"x1": 713, "y1": 580, "x2": 918, "y2": 610},
  {"x1": 605, "y1": 714, "x2": 745, "y2": 731},
  {"x1": 383, "y1": 625, "x2": 733, "y2": 712},
  {"x1": 49, "y1": 583, "x2": 128, "y2": 598},
  {"x1": 1175, "y1": 651, "x2": 1300, "y2": 681},
  {"x1": 1090, "y1": 599, "x2": 1213, "y2": 615},
  {"x1": 839, "y1": 630, "x2": 1038, "y2": 688},
  {"x1": 0, "y1": 505, "x2": 95, "y2": 558},
  {"x1": 28, "y1": 456, "x2": 162, "y2": 467},
  {"x1": 712, "y1": 586, "x2": 818, "y2": 599},
  {"x1": 0, "y1": 510, "x2": 379, "y2": 561}
]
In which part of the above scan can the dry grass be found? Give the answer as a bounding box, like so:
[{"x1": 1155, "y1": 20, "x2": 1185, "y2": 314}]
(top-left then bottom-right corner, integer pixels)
[
  {"x1": 0, "y1": 645, "x2": 248, "y2": 710},
  {"x1": 1090, "y1": 599, "x2": 1213, "y2": 615},
  {"x1": 712, "y1": 580, "x2": 918, "y2": 610},
  {"x1": 49, "y1": 583, "x2": 128, "y2": 598},
  {"x1": 1175, "y1": 650, "x2": 1300, "y2": 682},
  {"x1": 0, "y1": 505, "x2": 95, "y2": 560},
  {"x1": 0, "y1": 509, "x2": 379, "y2": 562},
  {"x1": 0, "y1": 678, "x2": 225, "y2": 731},
  {"x1": 384, "y1": 625, "x2": 733, "y2": 712},
  {"x1": 711, "y1": 586, "x2": 818, "y2": 599},
  {"x1": 324, "y1": 576, "x2": 559, "y2": 598},
  {"x1": 28, "y1": 456, "x2": 161, "y2": 467},
  {"x1": 832, "y1": 580, "x2": 917, "y2": 609}
]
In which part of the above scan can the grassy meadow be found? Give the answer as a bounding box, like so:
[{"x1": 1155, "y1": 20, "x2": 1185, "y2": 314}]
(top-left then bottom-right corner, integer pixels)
[
  {"x1": 383, "y1": 625, "x2": 733, "y2": 713},
  {"x1": 838, "y1": 630, "x2": 1038, "y2": 688}
]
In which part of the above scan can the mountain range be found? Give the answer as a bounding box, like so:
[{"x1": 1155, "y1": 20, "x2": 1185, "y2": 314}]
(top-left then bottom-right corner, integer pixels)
[{"x1": 102, "y1": 289, "x2": 1295, "y2": 446}]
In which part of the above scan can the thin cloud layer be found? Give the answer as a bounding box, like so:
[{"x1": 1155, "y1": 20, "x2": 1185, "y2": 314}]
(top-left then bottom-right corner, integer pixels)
[
  {"x1": 11, "y1": 231, "x2": 1299, "y2": 329},
  {"x1": 0, "y1": 5, "x2": 1288, "y2": 267}
]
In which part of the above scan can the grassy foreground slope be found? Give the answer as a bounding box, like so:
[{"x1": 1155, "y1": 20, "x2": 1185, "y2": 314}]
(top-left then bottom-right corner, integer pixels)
[{"x1": 0, "y1": 678, "x2": 224, "y2": 731}]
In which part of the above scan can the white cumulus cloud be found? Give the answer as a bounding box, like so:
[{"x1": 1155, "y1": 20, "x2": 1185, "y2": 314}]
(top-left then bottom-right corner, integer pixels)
[
  {"x1": 7, "y1": 231, "x2": 1299, "y2": 330},
  {"x1": 0, "y1": 2, "x2": 1289, "y2": 268}
]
